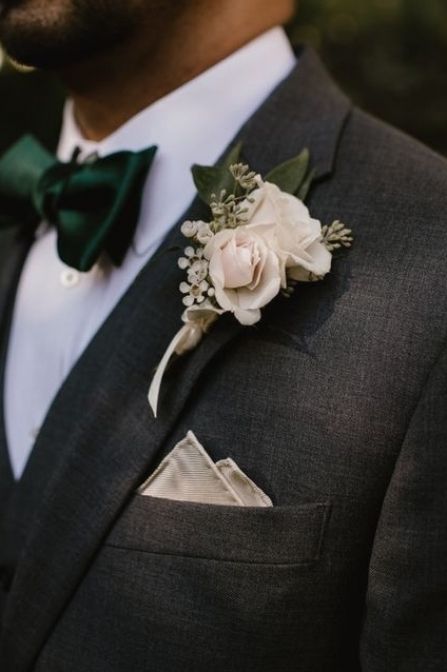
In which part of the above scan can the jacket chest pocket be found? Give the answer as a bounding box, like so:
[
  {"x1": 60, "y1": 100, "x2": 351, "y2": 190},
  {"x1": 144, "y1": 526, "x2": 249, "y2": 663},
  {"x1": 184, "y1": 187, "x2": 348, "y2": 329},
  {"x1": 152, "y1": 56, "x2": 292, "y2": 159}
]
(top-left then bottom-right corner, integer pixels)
[
  {"x1": 44, "y1": 496, "x2": 332, "y2": 672},
  {"x1": 105, "y1": 494, "x2": 331, "y2": 565}
]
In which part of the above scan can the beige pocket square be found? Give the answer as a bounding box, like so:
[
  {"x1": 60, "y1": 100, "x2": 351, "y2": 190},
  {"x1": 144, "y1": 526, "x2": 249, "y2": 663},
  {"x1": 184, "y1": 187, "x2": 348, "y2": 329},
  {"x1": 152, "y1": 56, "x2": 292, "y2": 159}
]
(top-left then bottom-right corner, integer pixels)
[{"x1": 138, "y1": 431, "x2": 272, "y2": 507}]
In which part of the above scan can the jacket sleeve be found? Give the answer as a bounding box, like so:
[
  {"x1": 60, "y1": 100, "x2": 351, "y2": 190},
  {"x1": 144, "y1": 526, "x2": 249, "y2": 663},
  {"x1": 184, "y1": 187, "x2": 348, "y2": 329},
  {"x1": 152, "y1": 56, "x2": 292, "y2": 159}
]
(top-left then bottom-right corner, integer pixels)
[{"x1": 360, "y1": 342, "x2": 447, "y2": 671}]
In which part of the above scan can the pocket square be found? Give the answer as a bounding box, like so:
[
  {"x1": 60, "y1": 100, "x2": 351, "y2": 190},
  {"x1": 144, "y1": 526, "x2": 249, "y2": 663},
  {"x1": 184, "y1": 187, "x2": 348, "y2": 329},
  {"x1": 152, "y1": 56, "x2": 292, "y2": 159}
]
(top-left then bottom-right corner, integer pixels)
[{"x1": 138, "y1": 431, "x2": 272, "y2": 507}]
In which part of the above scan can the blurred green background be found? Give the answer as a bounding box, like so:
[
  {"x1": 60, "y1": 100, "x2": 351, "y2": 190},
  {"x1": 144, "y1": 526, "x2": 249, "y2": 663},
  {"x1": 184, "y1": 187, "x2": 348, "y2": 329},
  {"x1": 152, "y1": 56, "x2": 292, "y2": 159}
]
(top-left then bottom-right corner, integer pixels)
[
  {"x1": 1, "y1": 0, "x2": 446, "y2": 155},
  {"x1": 288, "y1": 0, "x2": 447, "y2": 154}
]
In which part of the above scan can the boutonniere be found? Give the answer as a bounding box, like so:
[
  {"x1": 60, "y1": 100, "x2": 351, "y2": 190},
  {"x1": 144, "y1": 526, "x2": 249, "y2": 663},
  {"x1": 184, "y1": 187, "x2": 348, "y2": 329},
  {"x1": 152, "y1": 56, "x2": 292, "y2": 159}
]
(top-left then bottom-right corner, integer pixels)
[{"x1": 149, "y1": 144, "x2": 353, "y2": 416}]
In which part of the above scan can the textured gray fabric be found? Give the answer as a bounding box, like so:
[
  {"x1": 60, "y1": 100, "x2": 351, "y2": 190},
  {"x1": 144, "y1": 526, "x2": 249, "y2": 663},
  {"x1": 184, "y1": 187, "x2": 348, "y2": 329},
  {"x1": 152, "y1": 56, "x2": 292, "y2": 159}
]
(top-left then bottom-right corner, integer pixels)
[
  {"x1": 0, "y1": 226, "x2": 33, "y2": 624},
  {"x1": 0, "y1": 46, "x2": 447, "y2": 671}
]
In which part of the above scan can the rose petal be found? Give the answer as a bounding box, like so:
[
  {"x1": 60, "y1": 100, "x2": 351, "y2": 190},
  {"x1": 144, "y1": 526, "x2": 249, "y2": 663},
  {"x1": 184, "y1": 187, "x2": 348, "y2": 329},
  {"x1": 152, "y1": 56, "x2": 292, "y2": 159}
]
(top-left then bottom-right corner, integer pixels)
[
  {"x1": 237, "y1": 251, "x2": 281, "y2": 310},
  {"x1": 288, "y1": 240, "x2": 332, "y2": 281},
  {"x1": 233, "y1": 307, "x2": 262, "y2": 326},
  {"x1": 220, "y1": 238, "x2": 255, "y2": 288}
]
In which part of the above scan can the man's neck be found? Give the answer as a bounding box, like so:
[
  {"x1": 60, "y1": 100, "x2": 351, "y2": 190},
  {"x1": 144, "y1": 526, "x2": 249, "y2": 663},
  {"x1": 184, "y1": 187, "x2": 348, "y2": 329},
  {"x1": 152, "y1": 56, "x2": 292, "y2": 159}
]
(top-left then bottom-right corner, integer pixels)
[{"x1": 58, "y1": 1, "x2": 293, "y2": 142}]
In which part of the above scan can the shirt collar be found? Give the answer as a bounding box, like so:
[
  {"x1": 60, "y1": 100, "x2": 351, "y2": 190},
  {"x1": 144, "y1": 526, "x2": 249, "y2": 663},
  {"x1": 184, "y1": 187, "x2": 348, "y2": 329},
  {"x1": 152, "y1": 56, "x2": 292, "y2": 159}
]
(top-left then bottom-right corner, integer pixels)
[{"x1": 57, "y1": 26, "x2": 296, "y2": 256}]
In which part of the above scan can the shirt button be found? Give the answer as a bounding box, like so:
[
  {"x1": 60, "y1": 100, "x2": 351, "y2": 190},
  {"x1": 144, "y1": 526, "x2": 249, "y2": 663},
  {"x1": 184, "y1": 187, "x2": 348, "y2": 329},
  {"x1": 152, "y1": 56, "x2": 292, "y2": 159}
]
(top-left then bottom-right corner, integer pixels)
[{"x1": 60, "y1": 269, "x2": 80, "y2": 288}]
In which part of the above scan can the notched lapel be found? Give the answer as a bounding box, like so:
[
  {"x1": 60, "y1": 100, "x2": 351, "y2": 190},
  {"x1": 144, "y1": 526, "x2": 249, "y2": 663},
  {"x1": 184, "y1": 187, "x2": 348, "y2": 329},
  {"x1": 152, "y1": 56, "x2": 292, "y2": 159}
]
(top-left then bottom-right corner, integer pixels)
[{"x1": 0, "y1": 47, "x2": 352, "y2": 672}]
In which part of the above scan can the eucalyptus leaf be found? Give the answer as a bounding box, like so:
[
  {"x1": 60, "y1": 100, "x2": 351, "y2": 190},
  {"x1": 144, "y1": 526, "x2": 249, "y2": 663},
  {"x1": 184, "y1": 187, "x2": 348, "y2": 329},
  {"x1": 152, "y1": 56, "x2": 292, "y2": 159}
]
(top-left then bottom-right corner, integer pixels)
[
  {"x1": 191, "y1": 142, "x2": 242, "y2": 206},
  {"x1": 265, "y1": 149, "x2": 310, "y2": 196}
]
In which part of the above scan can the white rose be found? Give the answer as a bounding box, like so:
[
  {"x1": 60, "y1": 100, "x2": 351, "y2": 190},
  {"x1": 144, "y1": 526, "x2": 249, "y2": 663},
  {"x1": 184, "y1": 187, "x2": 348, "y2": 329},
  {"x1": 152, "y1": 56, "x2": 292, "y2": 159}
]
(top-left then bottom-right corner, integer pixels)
[
  {"x1": 204, "y1": 226, "x2": 281, "y2": 326},
  {"x1": 243, "y1": 182, "x2": 332, "y2": 286}
]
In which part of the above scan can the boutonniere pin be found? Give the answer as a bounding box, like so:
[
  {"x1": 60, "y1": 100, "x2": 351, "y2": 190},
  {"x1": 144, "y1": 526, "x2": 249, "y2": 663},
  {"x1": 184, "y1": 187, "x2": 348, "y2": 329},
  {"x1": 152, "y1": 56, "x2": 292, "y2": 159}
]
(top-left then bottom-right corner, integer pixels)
[{"x1": 149, "y1": 144, "x2": 353, "y2": 416}]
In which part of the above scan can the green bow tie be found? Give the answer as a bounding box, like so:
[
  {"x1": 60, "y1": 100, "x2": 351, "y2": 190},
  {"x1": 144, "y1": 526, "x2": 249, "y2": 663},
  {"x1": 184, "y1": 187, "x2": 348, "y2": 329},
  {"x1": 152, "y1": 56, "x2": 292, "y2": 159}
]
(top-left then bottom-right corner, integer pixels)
[{"x1": 0, "y1": 135, "x2": 157, "y2": 272}]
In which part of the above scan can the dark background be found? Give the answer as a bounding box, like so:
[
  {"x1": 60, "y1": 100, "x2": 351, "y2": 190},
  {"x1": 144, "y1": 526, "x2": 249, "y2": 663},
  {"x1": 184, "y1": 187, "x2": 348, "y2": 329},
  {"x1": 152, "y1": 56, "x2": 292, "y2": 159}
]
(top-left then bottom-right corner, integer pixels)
[
  {"x1": 288, "y1": 0, "x2": 447, "y2": 155},
  {"x1": 1, "y1": 0, "x2": 446, "y2": 155}
]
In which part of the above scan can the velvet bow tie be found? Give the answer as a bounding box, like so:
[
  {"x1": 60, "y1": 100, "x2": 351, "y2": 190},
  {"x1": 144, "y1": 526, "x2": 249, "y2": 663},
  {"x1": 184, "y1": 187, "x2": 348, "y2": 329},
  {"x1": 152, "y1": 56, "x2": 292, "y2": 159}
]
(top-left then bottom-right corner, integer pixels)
[{"x1": 0, "y1": 134, "x2": 157, "y2": 272}]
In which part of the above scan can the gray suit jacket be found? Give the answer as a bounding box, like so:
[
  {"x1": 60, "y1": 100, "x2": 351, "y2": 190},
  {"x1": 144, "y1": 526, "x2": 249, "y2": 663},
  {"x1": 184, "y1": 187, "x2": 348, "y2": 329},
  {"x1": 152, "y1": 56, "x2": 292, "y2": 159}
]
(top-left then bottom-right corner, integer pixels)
[{"x1": 0, "y1": 47, "x2": 446, "y2": 672}]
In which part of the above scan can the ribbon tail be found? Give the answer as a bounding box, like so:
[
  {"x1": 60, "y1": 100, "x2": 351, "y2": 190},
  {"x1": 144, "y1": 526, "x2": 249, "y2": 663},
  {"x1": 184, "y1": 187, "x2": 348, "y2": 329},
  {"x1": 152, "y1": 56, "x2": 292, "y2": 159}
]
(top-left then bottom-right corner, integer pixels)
[{"x1": 148, "y1": 325, "x2": 193, "y2": 418}]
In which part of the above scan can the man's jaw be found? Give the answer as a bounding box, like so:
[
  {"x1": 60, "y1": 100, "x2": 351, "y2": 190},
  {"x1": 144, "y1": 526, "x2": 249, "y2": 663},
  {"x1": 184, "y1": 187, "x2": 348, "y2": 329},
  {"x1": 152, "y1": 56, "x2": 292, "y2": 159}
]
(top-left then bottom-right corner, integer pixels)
[{"x1": 0, "y1": 0, "x2": 23, "y2": 18}]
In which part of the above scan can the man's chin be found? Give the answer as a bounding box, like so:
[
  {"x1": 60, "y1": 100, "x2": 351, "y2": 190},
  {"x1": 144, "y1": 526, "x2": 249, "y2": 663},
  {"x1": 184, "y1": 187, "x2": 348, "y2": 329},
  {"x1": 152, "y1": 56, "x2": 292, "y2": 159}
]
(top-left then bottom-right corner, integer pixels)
[
  {"x1": 0, "y1": 33, "x2": 82, "y2": 71},
  {"x1": 0, "y1": 0, "x2": 26, "y2": 17},
  {"x1": 0, "y1": 0, "x2": 144, "y2": 70},
  {"x1": 0, "y1": 16, "x2": 90, "y2": 70},
  {"x1": 0, "y1": 40, "x2": 92, "y2": 71}
]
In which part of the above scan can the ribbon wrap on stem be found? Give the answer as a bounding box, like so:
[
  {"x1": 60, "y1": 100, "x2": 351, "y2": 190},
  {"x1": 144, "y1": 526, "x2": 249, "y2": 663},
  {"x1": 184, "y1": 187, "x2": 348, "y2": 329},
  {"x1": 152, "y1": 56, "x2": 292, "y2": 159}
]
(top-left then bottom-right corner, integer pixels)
[{"x1": 148, "y1": 307, "x2": 222, "y2": 417}]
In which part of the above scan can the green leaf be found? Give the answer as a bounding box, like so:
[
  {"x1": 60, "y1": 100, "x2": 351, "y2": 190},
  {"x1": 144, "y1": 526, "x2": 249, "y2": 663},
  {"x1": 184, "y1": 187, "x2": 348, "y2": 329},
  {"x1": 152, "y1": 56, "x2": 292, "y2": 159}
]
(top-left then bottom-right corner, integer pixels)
[
  {"x1": 296, "y1": 167, "x2": 316, "y2": 201},
  {"x1": 265, "y1": 149, "x2": 310, "y2": 196},
  {"x1": 191, "y1": 142, "x2": 242, "y2": 206},
  {"x1": 221, "y1": 142, "x2": 243, "y2": 169}
]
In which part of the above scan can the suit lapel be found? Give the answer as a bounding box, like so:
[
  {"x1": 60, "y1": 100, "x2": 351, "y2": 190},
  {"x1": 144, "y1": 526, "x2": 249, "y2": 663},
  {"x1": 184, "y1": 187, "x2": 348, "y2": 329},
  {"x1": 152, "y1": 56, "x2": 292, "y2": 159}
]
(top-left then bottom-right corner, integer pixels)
[
  {"x1": 0, "y1": 47, "x2": 351, "y2": 671},
  {"x1": 0, "y1": 226, "x2": 34, "y2": 497}
]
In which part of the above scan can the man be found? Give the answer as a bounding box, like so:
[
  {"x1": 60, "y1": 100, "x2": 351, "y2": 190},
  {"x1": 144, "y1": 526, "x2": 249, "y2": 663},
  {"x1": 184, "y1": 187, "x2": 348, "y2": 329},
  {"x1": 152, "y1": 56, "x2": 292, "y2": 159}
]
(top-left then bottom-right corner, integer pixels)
[{"x1": 0, "y1": 0, "x2": 446, "y2": 670}]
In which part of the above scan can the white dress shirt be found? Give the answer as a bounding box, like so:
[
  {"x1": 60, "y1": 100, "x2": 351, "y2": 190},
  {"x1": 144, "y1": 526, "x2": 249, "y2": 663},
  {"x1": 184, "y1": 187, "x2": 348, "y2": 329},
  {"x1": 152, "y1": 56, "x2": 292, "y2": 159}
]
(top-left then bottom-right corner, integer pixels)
[{"x1": 4, "y1": 27, "x2": 296, "y2": 479}]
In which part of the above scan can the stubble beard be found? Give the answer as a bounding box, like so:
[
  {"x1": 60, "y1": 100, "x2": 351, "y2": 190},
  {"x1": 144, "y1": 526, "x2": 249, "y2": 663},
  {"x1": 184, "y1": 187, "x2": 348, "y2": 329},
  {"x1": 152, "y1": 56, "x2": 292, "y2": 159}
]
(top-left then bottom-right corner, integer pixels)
[{"x1": 0, "y1": 0, "x2": 145, "y2": 69}]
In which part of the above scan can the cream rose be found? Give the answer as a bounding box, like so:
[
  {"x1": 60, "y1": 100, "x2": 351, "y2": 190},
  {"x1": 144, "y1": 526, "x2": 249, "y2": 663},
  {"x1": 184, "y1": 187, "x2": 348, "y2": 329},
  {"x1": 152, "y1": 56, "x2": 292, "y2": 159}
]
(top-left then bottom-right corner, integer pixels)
[
  {"x1": 242, "y1": 182, "x2": 332, "y2": 286},
  {"x1": 204, "y1": 226, "x2": 281, "y2": 326}
]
